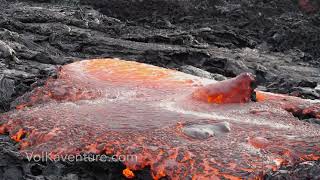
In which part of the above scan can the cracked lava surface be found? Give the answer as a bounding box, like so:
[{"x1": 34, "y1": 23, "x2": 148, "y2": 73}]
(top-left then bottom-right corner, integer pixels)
[{"x1": 0, "y1": 58, "x2": 319, "y2": 179}]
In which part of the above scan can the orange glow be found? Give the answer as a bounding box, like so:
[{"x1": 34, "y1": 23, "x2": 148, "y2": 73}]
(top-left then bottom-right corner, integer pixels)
[
  {"x1": 0, "y1": 59, "x2": 319, "y2": 179},
  {"x1": 85, "y1": 59, "x2": 169, "y2": 81},
  {"x1": 123, "y1": 168, "x2": 135, "y2": 179},
  {"x1": 208, "y1": 94, "x2": 223, "y2": 104},
  {"x1": 255, "y1": 91, "x2": 266, "y2": 102},
  {"x1": 301, "y1": 154, "x2": 320, "y2": 161},
  {"x1": 274, "y1": 158, "x2": 286, "y2": 167},
  {"x1": 82, "y1": 58, "x2": 196, "y2": 89},
  {"x1": 192, "y1": 73, "x2": 255, "y2": 104},
  {"x1": 11, "y1": 129, "x2": 26, "y2": 142}
]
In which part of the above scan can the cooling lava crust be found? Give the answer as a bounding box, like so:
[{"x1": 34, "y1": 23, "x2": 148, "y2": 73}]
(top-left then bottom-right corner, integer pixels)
[{"x1": 0, "y1": 59, "x2": 319, "y2": 179}]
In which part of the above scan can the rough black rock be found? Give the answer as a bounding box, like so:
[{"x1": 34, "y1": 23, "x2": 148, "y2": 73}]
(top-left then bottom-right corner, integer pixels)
[
  {"x1": 0, "y1": 135, "x2": 153, "y2": 180},
  {"x1": 0, "y1": 0, "x2": 319, "y2": 114},
  {"x1": 0, "y1": 0, "x2": 319, "y2": 179},
  {"x1": 265, "y1": 161, "x2": 320, "y2": 180}
]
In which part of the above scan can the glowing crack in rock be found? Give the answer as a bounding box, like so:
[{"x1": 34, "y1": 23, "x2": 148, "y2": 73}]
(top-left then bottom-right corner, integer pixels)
[{"x1": 0, "y1": 58, "x2": 319, "y2": 179}]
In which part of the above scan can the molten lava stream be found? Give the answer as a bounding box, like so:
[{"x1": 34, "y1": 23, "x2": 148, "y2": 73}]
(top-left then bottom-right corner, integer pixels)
[{"x1": 0, "y1": 58, "x2": 319, "y2": 179}]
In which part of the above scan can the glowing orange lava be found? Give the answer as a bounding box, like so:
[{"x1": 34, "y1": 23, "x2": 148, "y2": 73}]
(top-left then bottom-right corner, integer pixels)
[
  {"x1": 11, "y1": 128, "x2": 26, "y2": 142},
  {"x1": 123, "y1": 168, "x2": 135, "y2": 179},
  {"x1": 0, "y1": 58, "x2": 319, "y2": 179},
  {"x1": 192, "y1": 72, "x2": 255, "y2": 104}
]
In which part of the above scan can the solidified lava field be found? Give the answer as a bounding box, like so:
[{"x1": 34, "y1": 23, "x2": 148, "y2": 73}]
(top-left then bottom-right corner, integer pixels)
[{"x1": 0, "y1": 0, "x2": 320, "y2": 180}]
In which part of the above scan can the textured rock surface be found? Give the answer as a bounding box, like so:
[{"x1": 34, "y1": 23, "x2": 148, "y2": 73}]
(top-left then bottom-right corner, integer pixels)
[
  {"x1": 0, "y1": 0, "x2": 319, "y2": 179},
  {"x1": 0, "y1": 0, "x2": 319, "y2": 113}
]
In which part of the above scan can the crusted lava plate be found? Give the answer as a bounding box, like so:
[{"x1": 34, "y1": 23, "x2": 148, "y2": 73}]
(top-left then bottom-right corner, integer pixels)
[{"x1": 0, "y1": 58, "x2": 319, "y2": 179}]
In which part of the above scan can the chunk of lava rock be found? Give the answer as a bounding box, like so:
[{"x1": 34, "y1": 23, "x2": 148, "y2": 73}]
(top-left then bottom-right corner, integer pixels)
[
  {"x1": 0, "y1": 58, "x2": 319, "y2": 179},
  {"x1": 182, "y1": 122, "x2": 230, "y2": 139},
  {"x1": 179, "y1": 65, "x2": 227, "y2": 81},
  {"x1": 0, "y1": 40, "x2": 21, "y2": 64},
  {"x1": 192, "y1": 72, "x2": 256, "y2": 104}
]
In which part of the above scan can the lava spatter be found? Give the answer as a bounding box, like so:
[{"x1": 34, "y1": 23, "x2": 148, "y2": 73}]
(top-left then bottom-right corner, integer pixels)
[{"x1": 0, "y1": 58, "x2": 319, "y2": 179}]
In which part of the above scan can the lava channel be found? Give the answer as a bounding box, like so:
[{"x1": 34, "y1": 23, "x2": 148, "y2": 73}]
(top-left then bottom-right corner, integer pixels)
[{"x1": 0, "y1": 58, "x2": 319, "y2": 179}]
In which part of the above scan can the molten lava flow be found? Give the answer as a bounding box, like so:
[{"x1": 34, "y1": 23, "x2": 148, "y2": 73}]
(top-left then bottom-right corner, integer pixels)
[
  {"x1": 256, "y1": 91, "x2": 320, "y2": 120},
  {"x1": 123, "y1": 168, "x2": 135, "y2": 179},
  {"x1": 0, "y1": 58, "x2": 319, "y2": 179},
  {"x1": 11, "y1": 128, "x2": 26, "y2": 142},
  {"x1": 192, "y1": 72, "x2": 256, "y2": 104}
]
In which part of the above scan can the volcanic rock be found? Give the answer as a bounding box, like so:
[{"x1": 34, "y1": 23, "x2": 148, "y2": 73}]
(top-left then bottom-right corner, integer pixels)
[
  {"x1": 0, "y1": 76, "x2": 15, "y2": 112},
  {"x1": 182, "y1": 122, "x2": 231, "y2": 139},
  {"x1": 290, "y1": 87, "x2": 320, "y2": 99},
  {"x1": 0, "y1": 0, "x2": 319, "y2": 179},
  {"x1": 179, "y1": 65, "x2": 227, "y2": 81},
  {"x1": 0, "y1": 40, "x2": 21, "y2": 65},
  {"x1": 265, "y1": 161, "x2": 320, "y2": 180}
]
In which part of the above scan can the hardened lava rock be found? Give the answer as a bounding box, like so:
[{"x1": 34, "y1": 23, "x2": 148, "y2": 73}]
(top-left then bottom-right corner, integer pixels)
[{"x1": 265, "y1": 161, "x2": 320, "y2": 180}]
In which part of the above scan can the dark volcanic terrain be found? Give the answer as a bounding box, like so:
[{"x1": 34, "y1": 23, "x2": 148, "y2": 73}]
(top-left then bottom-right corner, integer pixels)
[{"x1": 0, "y1": 0, "x2": 319, "y2": 179}]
